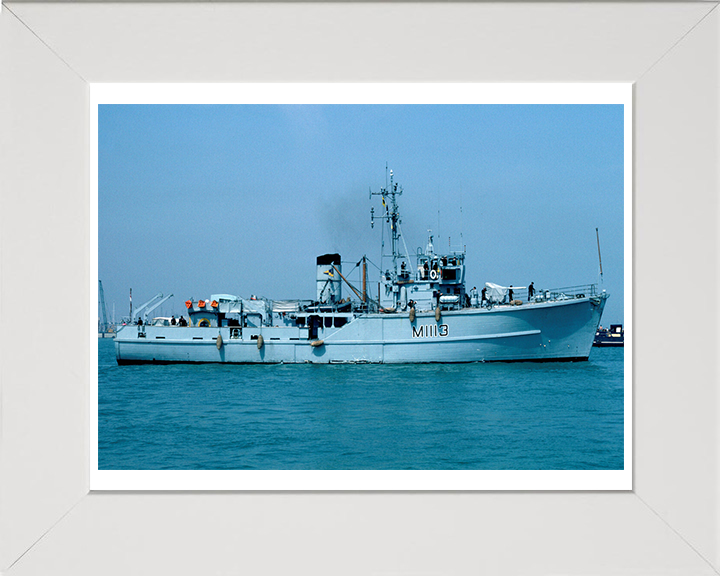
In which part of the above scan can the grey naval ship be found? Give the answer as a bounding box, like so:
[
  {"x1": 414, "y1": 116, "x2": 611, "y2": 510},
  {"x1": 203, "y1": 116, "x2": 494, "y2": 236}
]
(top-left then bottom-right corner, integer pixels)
[{"x1": 115, "y1": 170, "x2": 608, "y2": 365}]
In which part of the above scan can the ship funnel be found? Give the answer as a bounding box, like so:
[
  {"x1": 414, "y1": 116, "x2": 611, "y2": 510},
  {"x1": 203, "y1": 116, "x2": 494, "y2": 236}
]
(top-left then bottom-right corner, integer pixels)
[{"x1": 316, "y1": 253, "x2": 342, "y2": 304}]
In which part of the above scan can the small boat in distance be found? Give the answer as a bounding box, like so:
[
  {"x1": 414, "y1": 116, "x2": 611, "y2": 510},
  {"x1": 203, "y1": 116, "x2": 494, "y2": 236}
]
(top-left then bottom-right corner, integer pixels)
[
  {"x1": 593, "y1": 324, "x2": 624, "y2": 347},
  {"x1": 115, "y1": 169, "x2": 609, "y2": 364}
]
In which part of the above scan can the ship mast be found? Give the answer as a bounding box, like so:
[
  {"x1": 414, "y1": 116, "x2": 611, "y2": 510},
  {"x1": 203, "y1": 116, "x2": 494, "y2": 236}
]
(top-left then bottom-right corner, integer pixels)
[
  {"x1": 362, "y1": 255, "x2": 367, "y2": 303},
  {"x1": 370, "y1": 167, "x2": 404, "y2": 277},
  {"x1": 596, "y1": 227, "x2": 604, "y2": 285}
]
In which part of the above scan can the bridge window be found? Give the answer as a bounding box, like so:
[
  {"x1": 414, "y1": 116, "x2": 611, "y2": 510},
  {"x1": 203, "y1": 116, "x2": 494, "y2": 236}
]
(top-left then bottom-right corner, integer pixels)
[
  {"x1": 324, "y1": 317, "x2": 333, "y2": 328},
  {"x1": 443, "y1": 268, "x2": 457, "y2": 280},
  {"x1": 334, "y1": 317, "x2": 347, "y2": 328}
]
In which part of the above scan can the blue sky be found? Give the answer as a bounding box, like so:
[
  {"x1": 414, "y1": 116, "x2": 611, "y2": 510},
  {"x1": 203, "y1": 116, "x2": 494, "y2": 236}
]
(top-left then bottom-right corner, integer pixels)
[{"x1": 98, "y1": 104, "x2": 624, "y2": 325}]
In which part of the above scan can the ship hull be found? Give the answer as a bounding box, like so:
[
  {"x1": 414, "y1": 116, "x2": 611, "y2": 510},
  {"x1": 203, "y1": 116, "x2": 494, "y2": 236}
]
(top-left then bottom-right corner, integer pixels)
[{"x1": 115, "y1": 295, "x2": 606, "y2": 364}]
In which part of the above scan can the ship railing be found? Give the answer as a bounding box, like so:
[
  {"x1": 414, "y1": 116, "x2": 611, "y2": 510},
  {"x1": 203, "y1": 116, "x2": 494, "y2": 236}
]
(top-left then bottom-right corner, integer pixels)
[
  {"x1": 530, "y1": 283, "x2": 598, "y2": 303},
  {"x1": 470, "y1": 283, "x2": 600, "y2": 309}
]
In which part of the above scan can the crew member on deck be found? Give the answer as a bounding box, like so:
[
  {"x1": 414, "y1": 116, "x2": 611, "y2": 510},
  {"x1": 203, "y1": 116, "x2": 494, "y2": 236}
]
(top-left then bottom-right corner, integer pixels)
[
  {"x1": 481, "y1": 286, "x2": 487, "y2": 306},
  {"x1": 137, "y1": 317, "x2": 143, "y2": 326},
  {"x1": 528, "y1": 282, "x2": 535, "y2": 301},
  {"x1": 508, "y1": 286, "x2": 514, "y2": 303},
  {"x1": 171, "y1": 315, "x2": 176, "y2": 325}
]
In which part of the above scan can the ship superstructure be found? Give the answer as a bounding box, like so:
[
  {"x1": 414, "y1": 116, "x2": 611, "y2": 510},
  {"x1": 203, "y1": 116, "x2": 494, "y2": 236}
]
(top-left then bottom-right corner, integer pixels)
[{"x1": 115, "y1": 170, "x2": 608, "y2": 364}]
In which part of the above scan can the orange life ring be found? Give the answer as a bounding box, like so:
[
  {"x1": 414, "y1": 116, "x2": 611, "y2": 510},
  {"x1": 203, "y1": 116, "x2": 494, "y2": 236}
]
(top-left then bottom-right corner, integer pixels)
[
  {"x1": 185, "y1": 300, "x2": 192, "y2": 309},
  {"x1": 211, "y1": 300, "x2": 219, "y2": 308},
  {"x1": 198, "y1": 300, "x2": 206, "y2": 308}
]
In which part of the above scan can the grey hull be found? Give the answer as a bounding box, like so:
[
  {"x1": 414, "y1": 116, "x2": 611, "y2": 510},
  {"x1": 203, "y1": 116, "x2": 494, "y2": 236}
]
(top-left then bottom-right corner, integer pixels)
[{"x1": 115, "y1": 295, "x2": 606, "y2": 364}]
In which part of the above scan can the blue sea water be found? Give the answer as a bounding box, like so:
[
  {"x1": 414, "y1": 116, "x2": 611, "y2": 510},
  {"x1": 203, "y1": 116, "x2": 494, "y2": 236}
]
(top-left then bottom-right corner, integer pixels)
[{"x1": 98, "y1": 339, "x2": 624, "y2": 470}]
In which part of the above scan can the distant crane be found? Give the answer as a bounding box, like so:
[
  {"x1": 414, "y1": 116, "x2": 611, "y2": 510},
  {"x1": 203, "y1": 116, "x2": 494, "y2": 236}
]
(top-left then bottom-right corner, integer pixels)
[{"x1": 98, "y1": 280, "x2": 109, "y2": 333}]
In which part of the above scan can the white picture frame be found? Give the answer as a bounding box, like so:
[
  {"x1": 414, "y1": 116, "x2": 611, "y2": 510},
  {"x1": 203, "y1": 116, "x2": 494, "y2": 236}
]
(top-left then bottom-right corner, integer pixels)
[{"x1": 1, "y1": 2, "x2": 718, "y2": 574}]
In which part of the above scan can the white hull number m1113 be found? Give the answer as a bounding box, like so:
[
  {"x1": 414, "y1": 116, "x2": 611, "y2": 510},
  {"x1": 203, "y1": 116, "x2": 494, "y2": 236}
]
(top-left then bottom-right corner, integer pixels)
[{"x1": 412, "y1": 324, "x2": 449, "y2": 338}]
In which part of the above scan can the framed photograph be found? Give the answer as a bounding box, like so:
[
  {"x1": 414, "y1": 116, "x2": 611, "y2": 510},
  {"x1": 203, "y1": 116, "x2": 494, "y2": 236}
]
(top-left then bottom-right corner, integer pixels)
[
  {"x1": 2, "y1": 2, "x2": 718, "y2": 574},
  {"x1": 91, "y1": 83, "x2": 631, "y2": 492}
]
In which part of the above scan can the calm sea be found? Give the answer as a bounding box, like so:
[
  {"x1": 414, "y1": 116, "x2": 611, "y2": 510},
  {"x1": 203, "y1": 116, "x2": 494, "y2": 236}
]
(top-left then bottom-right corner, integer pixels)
[{"x1": 98, "y1": 339, "x2": 624, "y2": 470}]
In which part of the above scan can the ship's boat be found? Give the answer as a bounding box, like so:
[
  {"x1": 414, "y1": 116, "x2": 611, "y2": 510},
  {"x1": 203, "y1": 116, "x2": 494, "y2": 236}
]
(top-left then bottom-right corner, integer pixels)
[
  {"x1": 115, "y1": 170, "x2": 608, "y2": 364},
  {"x1": 593, "y1": 324, "x2": 624, "y2": 347}
]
